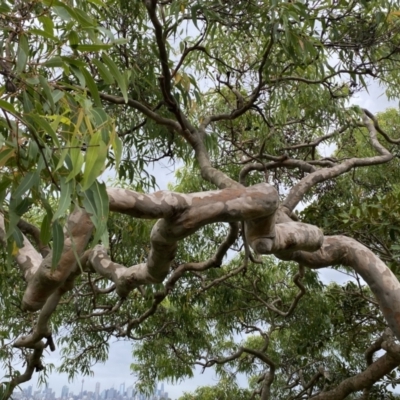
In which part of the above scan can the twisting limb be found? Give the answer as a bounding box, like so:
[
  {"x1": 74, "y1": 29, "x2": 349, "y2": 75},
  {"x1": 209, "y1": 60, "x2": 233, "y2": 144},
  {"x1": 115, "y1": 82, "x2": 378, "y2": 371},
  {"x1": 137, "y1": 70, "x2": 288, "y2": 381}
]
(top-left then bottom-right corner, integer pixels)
[
  {"x1": 1, "y1": 209, "x2": 94, "y2": 396},
  {"x1": 362, "y1": 108, "x2": 400, "y2": 144},
  {"x1": 361, "y1": 332, "x2": 388, "y2": 399},
  {"x1": 90, "y1": 185, "x2": 278, "y2": 297},
  {"x1": 22, "y1": 207, "x2": 93, "y2": 311},
  {"x1": 282, "y1": 236, "x2": 400, "y2": 341},
  {"x1": 3, "y1": 345, "x2": 45, "y2": 400}
]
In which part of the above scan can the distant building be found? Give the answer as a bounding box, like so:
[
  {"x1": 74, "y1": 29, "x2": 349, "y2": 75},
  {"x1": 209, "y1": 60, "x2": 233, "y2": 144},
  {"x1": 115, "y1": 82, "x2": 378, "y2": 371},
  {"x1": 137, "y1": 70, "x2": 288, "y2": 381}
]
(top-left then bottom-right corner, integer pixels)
[
  {"x1": 61, "y1": 385, "x2": 69, "y2": 399},
  {"x1": 119, "y1": 383, "x2": 125, "y2": 396},
  {"x1": 95, "y1": 382, "x2": 101, "y2": 400}
]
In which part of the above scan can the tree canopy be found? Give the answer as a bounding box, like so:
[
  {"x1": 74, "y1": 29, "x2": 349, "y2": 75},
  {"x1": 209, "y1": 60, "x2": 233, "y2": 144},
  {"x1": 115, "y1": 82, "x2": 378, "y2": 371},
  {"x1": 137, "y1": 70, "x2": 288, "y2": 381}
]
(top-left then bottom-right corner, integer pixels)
[{"x1": 2, "y1": 0, "x2": 400, "y2": 399}]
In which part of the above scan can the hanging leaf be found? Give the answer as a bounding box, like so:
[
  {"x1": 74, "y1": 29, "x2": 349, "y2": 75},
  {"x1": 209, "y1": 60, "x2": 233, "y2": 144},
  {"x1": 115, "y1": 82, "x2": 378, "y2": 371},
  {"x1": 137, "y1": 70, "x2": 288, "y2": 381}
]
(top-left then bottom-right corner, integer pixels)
[
  {"x1": 80, "y1": 67, "x2": 102, "y2": 107},
  {"x1": 82, "y1": 181, "x2": 109, "y2": 246},
  {"x1": 12, "y1": 171, "x2": 39, "y2": 199},
  {"x1": 76, "y1": 44, "x2": 112, "y2": 52},
  {"x1": 102, "y1": 53, "x2": 128, "y2": 102},
  {"x1": 0, "y1": 99, "x2": 17, "y2": 114},
  {"x1": 40, "y1": 212, "x2": 52, "y2": 245},
  {"x1": 110, "y1": 128, "x2": 122, "y2": 169},
  {"x1": 81, "y1": 131, "x2": 108, "y2": 191},
  {"x1": 92, "y1": 59, "x2": 114, "y2": 85},
  {"x1": 39, "y1": 76, "x2": 56, "y2": 112},
  {"x1": 52, "y1": 178, "x2": 73, "y2": 221},
  {"x1": 16, "y1": 34, "x2": 29, "y2": 74},
  {"x1": 51, "y1": 219, "x2": 64, "y2": 270}
]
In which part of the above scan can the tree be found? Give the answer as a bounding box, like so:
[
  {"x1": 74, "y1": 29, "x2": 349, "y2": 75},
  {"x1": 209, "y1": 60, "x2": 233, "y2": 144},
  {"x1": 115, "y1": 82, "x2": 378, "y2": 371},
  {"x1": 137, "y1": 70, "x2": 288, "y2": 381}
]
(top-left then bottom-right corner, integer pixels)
[{"x1": 1, "y1": 0, "x2": 400, "y2": 398}]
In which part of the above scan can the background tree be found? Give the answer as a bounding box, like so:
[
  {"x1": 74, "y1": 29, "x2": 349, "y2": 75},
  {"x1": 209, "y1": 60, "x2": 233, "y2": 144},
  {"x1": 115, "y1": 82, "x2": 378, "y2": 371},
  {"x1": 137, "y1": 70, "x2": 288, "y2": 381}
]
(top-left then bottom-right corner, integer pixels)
[{"x1": 2, "y1": 0, "x2": 400, "y2": 399}]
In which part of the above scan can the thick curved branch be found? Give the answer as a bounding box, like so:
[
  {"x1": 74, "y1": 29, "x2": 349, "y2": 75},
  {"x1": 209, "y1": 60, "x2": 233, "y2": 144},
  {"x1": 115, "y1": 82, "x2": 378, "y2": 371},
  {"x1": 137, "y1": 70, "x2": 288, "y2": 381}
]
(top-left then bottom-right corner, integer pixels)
[
  {"x1": 22, "y1": 207, "x2": 93, "y2": 311},
  {"x1": 91, "y1": 185, "x2": 278, "y2": 296},
  {"x1": 281, "y1": 236, "x2": 400, "y2": 341}
]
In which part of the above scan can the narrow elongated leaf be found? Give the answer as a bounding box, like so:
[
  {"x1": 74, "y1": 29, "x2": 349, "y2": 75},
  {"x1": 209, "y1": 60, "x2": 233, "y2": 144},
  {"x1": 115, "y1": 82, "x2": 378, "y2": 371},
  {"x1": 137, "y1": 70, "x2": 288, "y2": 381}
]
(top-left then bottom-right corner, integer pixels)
[
  {"x1": 38, "y1": 15, "x2": 54, "y2": 36},
  {"x1": 12, "y1": 228, "x2": 24, "y2": 249},
  {"x1": 111, "y1": 128, "x2": 122, "y2": 169},
  {"x1": 0, "y1": 99, "x2": 16, "y2": 114},
  {"x1": 102, "y1": 53, "x2": 128, "y2": 102},
  {"x1": 92, "y1": 59, "x2": 114, "y2": 84},
  {"x1": 91, "y1": 181, "x2": 109, "y2": 245},
  {"x1": 16, "y1": 34, "x2": 29, "y2": 74},
  {"x1": 22, "y1": 91, "x2": 34, "y2": 113},
  {"x1": 51, "y1": 219, "x2": 64, "y2": 270},
  {"x1": 82, "y1": 186, "x2": 96, "y2": 217},
  {"x1": 12, "y1": 171, "x2": 39, "y2": 199},
  {"x1": 76, "y1": 44, "x2": 112, "y2": 52},
  {"x1": 0, "y1": 176, "x2": 11, "y2": 204},
  {"x1": 52, "y1": 178, "x2": 73, "y2": 221},
  {"x1": 45, "y1": 56, "x2": 64, "y2": 68},
  {"x1": 26, "y1": 114, "x2": 60, "y2": 147},
  {"x1": 80, "y1": 67, "x2": 101, "y2": 107},
  {"x1": 81, "y1": 131, "x2": 108, "y2": 191},
  {"x1": 6, "y1": 207, "x2": 20, "y2": 240},
  {"x1": 40, "y1": 212, "x2": 52, "y2": 245},
  {"x1": 0, "y1": 148, "x2": 15, "y2": 167},
  {"x1": 28, "y1": 28, "x2": 55, "y2": 40},
  {"x1": 39, "y1": 76, "x2": 55, "y2": 112},
  {"x1": 82, "y1": 181, "x2": 109, "y2": 247},
  {"x1": 66, "y1": 145, "x2": 84, "y2": 182}
]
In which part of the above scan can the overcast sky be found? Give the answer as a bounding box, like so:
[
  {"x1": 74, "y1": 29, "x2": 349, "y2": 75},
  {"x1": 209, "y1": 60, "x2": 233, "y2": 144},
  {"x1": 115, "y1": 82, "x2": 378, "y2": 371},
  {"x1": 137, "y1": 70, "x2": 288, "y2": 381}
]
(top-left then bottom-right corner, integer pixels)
[{"x1": 15, "y1": 80, "x2": 399, "y2": 399}]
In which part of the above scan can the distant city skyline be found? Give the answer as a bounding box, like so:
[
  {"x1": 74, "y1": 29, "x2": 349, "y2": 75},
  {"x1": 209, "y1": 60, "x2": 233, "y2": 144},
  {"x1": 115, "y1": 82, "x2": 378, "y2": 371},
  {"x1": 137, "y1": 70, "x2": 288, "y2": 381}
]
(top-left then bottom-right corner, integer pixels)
[{"x1": 14, "y1": 381, "x2": 170, "y2": 400}]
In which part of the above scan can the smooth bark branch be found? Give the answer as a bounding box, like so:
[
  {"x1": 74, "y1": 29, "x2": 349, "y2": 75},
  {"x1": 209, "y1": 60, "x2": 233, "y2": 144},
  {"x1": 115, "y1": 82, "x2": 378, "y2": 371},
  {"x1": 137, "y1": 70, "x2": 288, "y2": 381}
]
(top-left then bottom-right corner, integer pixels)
[
  {"x1": 91, "y1": 185, "x2": 279, "y2": 295},
  {"x1": 0, "y1": 214, "x2": 42, "y2": 280},
  {"x1": 362, "y1": 108, "x2": 400, "y2": 144},
  {"x1": 17, "y1": 219, "x2": 51, "y2": 257},
  {"x1": 284, "y1": 236, "x2": 400, "y2": 341},
  {"x1": 3, "y1": 345, "x2": 45, "y2": 400},
  {"x1": 192, "y1": 139, "x2": 242, "y2": 189},
  {"x1": 248, "y1": 221, "x2": 324, "y2": 255},
  {"x1": 22, "y1": 207, "x2": 93, "y2": 311},
  {"x1": 283, "y1": 112, "x2": 393, "y2": 213},
  {"x1": 239, "y1": 159, "x2": 317, "y2": 186},
  {"x1": 14, "y1": 274, "x2": 77, "y2": 349}
]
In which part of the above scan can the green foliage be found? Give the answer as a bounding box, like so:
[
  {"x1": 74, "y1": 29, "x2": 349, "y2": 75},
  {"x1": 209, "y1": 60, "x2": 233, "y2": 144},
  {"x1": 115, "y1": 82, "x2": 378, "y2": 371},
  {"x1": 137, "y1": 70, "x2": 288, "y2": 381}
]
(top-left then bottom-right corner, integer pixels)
[{"x1": 1, "y1": 0, "x2": 400, "y2": 398}]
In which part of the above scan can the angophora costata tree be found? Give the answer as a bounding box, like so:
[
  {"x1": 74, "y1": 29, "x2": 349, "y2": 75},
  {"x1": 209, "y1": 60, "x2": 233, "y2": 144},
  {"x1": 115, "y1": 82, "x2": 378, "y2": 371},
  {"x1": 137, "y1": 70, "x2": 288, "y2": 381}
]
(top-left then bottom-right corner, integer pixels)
[{"x1": 2, "y1": 0, "x2": 400, "y2": 398}]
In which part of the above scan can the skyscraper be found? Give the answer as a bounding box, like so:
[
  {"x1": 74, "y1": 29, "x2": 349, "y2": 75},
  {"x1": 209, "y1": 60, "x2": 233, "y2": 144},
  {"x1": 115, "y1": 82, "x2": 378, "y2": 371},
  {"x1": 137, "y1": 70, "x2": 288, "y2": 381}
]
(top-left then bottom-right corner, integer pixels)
[
  {"x1": 61, "y1": 385, "x2": 69, "y2": 399},
  {"x1": 119, "y1": 382, "x2": 125, "y2": 395},
  {"x1": 95, "y1": 382, "x2": 101, "y2": 400}
]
